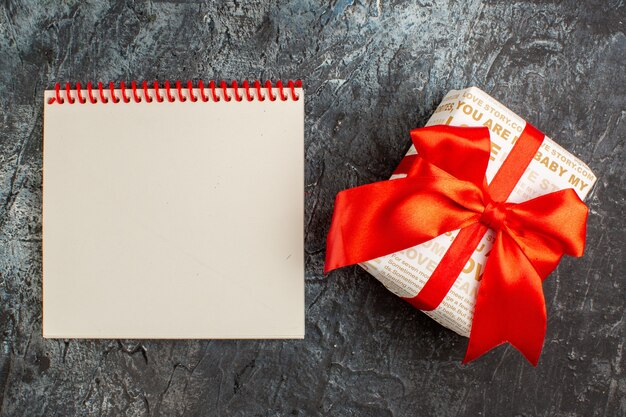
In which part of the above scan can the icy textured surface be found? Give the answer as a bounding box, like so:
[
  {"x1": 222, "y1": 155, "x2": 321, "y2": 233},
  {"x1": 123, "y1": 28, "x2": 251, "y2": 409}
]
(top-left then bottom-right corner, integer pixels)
[{"x1": 0, "y1": 1, "x2": 624, "y2": 416}]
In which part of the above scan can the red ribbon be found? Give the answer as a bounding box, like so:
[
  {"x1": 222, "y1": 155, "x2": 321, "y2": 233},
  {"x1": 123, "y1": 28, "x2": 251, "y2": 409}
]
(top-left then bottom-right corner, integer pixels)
[{"x1": 325, "y1": 124, "x2": 588, "y2": 365}]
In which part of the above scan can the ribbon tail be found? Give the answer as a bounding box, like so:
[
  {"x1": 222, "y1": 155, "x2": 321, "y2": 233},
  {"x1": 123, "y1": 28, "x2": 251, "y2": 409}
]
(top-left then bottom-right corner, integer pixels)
[{"x1": 464, "y1": 232, "x2": 547, "y2": 366}]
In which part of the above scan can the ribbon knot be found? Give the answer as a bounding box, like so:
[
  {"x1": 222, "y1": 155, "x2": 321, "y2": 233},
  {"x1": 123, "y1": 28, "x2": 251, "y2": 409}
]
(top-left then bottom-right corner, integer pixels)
[
  {"x1": 480, "y1": 200, "x2": 507, "y2": 231},
  {"x1": 324, "y1": 124, "x2": 588, "y2": 365}
]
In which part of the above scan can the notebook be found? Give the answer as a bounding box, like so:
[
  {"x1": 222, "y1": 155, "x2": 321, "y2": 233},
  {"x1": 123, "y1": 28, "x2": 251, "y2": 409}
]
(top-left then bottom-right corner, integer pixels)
[{"x1": 42, "y1": 80, "x2": 304, "y2": 339}]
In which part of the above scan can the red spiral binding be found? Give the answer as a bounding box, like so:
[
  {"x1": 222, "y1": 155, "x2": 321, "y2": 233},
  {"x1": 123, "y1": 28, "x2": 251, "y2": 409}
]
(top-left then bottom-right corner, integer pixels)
[
  {"x1": 86, "y1": 82, "x2": 97, "y2": 104},
  {"x1": 265, "y1": 80, "x2": 276, "y2": 101},
  {"x1": 65, "y1": 83, "x2": 75, "y2": 104},
  {"x1": 276, "y1": 80, "x2": 288, "y2": 101},
  {"x1": 98, "y1": 82, "x2": 108, "y2": 103},
  {"x1": 47, "y1": 80, "x2": 302, "y2": 104},
  {"x1": 187, "y1": 80, "x2": 197, "y2": 102},
  {"x1": 209, "y1": 81, "x2": 220, "y2": 102},
  {"x1": 254, "y1": 80, "x2": 265, "y2": 101},
  {"x1": 220, "y1": 81, "x2": 231, "y2": 102},
  {"x1": 288, "y1": 80, "x2": 301, "y2": 100},
  {"x1": 231, "y1": 80, "x2": 242, "y2": 102},
  {"x1": 131, "y1": 81, "x2": 141, "y2": 102},
  {"x1": 142, "y1": 81, "x2": 152, "y2": 103},
  {"x1": 75, "y1": 82, "x2": 86, "y2": 104},
  {"x1": 164, "y1": 80, "x2": 175, "y2": 103},
  {"x1": 175, "y1": 81, "x2": 186, "y2": 102},
  {"x1": 153, "y1": 81, "x2": 164, "y2": 102},
  {"x1": 119, "y1": 81, "x2": 131, "y2": 103},
  {"x1": 198, "y1": 80, "x2": 209, "y2": 102},
  {"x1": 242, "y1": 80, "x2": 254, "y2": 101},
  {"x1": 108, "y1": 82, "x2": 120, "y2": 104}
]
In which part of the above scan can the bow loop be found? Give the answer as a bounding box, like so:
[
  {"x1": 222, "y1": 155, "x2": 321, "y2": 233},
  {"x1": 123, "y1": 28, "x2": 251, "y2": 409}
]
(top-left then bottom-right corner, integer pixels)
[
  {"x1": 324, "y1": 174, "x2": 484, "y2": 273},
  {"x1": 410, "y1": 125, "x2": 491, "y2": 188},
  {"x1": 502, "y1": 188, "x2": 588, "y2": 278}
]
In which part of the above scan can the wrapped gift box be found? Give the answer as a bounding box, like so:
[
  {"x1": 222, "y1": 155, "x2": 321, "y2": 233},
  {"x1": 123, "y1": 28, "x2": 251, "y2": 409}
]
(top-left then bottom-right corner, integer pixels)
[{"x1": 358, "y1": 87, "x2": 597, "y2": 337}]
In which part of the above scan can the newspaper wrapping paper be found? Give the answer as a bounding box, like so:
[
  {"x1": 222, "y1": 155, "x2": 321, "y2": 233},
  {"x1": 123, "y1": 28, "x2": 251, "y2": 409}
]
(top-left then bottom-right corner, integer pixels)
[{"x1": 360, "y1": 87, "x2": 597, "y2": 337}]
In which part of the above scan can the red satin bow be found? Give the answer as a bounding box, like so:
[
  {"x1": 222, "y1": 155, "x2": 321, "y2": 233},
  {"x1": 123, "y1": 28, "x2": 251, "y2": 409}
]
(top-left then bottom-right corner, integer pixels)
[{"x1": 325, "y1": 124, "x2": 588, "y2": 365}]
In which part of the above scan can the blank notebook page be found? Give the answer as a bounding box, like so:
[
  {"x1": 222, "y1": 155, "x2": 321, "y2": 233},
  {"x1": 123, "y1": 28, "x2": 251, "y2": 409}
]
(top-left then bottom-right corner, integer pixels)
[{"x1": 43, "y1": 82, "x2": 304, "y2": 338}]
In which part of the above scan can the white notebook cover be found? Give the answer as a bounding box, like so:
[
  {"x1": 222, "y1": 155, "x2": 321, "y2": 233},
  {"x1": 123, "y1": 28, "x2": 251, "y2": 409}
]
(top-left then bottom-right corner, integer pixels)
[{"x1": 42, "y1": 83, "x2": 304, "y2": 339}]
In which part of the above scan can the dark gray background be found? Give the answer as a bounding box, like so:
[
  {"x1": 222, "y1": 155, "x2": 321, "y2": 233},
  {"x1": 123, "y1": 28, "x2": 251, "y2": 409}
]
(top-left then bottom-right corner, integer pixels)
[{"x1": 0, "y1": 0, "x2": 624, "y2": 416}]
